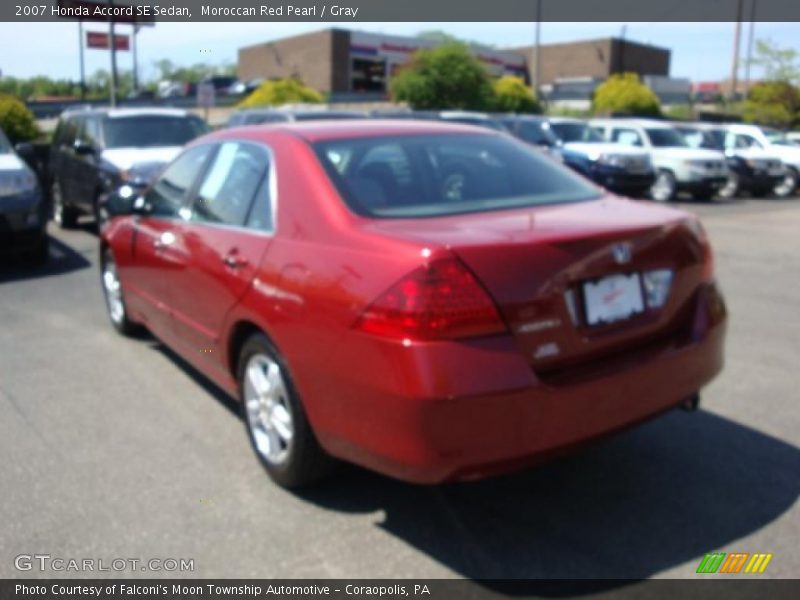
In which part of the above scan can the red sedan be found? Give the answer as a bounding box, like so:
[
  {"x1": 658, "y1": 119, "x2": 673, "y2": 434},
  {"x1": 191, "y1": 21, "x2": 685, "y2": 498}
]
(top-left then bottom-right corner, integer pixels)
[{"x1": 99, "y1": 121, "x2": 727, "y2": 487}]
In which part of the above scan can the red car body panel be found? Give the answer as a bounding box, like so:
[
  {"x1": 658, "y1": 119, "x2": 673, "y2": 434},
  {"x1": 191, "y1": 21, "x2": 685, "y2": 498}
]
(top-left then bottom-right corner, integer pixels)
[{"x1": 103, "y1": 121, "x2": 727, "y2": 483}]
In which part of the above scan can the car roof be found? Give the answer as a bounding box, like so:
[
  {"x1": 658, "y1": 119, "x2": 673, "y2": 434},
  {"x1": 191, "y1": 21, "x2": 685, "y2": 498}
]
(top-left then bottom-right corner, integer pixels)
[
  {"x1": 590, "y1": 118, "x2": 672, "y2": 129},
  {"x1": 61, "y1": 107, "x2": 192, "y2": 119},
  {"x1": 213, "y1": 119, "x2": 500, "y2": 143}
]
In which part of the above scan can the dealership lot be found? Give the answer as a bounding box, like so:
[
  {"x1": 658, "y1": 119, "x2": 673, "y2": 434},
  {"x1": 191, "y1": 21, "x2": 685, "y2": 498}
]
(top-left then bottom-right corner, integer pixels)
[{"x1": 0, "y1": 197, "x2": 798, "y2": 581}]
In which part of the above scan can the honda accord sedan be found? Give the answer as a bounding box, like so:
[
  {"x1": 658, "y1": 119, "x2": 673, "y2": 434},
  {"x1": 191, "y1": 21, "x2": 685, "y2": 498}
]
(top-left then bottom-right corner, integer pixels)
[{"x1": 99, "y1": 121, "x2": 727, "y2": 487}]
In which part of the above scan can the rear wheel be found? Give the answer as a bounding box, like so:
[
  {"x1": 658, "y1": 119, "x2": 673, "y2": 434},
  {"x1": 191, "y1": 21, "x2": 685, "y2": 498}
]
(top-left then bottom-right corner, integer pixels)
[
  {"x1": 650, "y1": 170, "x2": 677, "y2": 203},
  {"x1": 238, "y1": 333, "x2": 334, "y2": 488},
  {"x1": 773, "y1": 168, "x2": 798, "y2": 198},
  {"x1": 52, "y1": 182, "x2": 78, "y2": 229},
  {"x1": 100, "y1": 247, "x2": 139, "y2": 336}
]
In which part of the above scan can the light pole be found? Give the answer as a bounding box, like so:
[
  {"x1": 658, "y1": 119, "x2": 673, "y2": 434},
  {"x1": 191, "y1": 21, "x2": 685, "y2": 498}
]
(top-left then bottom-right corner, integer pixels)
[
  {"x1": 108, "y1": 0, "x2": 119, "y2": 106},
  {"x1": 744, "y1": 0, "x2": 757, "y2": 98},
  {"x1": 533, "y1": 0, "x2": 542, "y2": 95},
  {"x1": 729, "y1": 0, "x2": 744, "y2": 101}
]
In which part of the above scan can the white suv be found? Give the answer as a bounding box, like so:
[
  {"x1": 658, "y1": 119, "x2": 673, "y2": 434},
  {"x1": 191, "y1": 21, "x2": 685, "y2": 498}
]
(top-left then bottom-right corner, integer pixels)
[
  {"x1": 590, "y1": 118, "x2": 729, "y2": 202},
  {"x1": 721, "y1": 124, "x2": 800, "y2": 196}
]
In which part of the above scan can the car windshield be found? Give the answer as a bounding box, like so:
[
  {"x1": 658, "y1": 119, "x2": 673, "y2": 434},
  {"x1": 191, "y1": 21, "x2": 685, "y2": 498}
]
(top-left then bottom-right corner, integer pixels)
[
  {"x1": 549, "y1": 122, "x2": 604, "y2": 143},
  {"x1": 314, "y1": 133, "x2": 601, "y2": 219},
  {"x1": 102, "y1": 115, "x2": 208, "y2": 148},
  {"x1": 678, "y1": 128, "x2": 722, "y2": 150},
  {"x1": 0, "y1": 129, "x2": 10, "y2": 153},
  {"x1": 645, "y1": 128, "x2": 689, "y2": 148},
  {"x1": 762, "y1": 128, "x2": 792, "y2": 146},
  {"x1": 507, "y1": 120, "x2": 558, "y2": 146}
]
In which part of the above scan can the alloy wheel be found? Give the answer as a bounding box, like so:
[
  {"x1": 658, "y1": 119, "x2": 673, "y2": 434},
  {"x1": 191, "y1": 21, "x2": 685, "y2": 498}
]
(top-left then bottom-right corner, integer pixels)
[
  {"x1": 244, "y1": 354, "x2": 295, "y2": 465},
  {"x1": 102, "y1": 255, "x2": 126, "y2": 325}
]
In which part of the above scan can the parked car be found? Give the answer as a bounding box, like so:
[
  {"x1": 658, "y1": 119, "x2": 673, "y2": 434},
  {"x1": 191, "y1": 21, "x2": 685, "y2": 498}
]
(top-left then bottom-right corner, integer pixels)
[
  {"x1": 436, "y1": 111, "x2": 510, "y2": 132},
  {"x1": 100, "y1": 121, "x2": 726, "y2": 488},
  {"x1": 0, "y1": 128, "x2": 47, "y2": 263},
  {"x1": 200, "y1": 75, "x2": 238, "y2": 96},
  {"x1": 715, "y1": 124, "x2": 800, "y2": 197},
  {"x1": 590, "y1": 119, "x2": 729, "y2": 202},
  {"x1": 675, "y1": 123, "x2": 786, "y2": 198},
  {"x1": 49, "y1": 108, "x2": 209, "y2": 228},
  {"x1": 502, "y1": 116, "x2": 655, "y2": 197},
  {"x1": 225, "y1": 107, "x2": 367, "y2": 127}
]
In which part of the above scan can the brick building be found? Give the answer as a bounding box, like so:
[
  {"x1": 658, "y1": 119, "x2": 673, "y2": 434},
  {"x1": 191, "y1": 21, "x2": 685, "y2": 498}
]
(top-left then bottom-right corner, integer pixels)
[{"x1": 238, "y1": 29, "x2": 672, "y2": 101}]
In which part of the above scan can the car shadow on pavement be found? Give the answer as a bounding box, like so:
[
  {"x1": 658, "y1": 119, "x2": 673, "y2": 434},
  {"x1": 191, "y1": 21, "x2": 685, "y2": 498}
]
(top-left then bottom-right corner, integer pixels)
[
  {"x1": 0, "y1": 236, "x2": 91, "y2": 283},
  {"x1": 298, "y1": 409, "x2": 799, "y2": 593}
]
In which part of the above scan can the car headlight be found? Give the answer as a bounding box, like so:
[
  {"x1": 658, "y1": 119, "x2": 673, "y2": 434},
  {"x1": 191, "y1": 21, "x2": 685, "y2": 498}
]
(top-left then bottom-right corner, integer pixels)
[{"x1": 0, "y1": 169, "x2": 38, "y2": 197}]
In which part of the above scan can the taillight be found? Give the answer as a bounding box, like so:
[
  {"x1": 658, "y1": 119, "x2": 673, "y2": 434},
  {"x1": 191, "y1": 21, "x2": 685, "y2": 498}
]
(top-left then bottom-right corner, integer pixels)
[
  {"x1": 355, "y1": 257, "x2": 507, "y2": 340},
  {"x1": 685, "y1": 218, "x2": 714, "y2": 281}
]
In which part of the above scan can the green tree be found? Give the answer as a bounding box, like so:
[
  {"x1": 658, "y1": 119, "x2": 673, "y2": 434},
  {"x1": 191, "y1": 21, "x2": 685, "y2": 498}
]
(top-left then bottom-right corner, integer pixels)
[
  {"x1": 0, "y1": 94, "x2": 39, "y2": 143},
  {"x1": 743, "y1": 81, "x2": 800, "y2": 128},
  {"x1": 491, "y1": 75, "x2": 541, "y2": 113},
  {"x1": 592, "y1": 73, "x2": 661, "y2": 117},
  {"x1": 238, "y1": 78, "x2": 323, "y2": 108},
  {"x1": 748, "y1": 39, "x2": 800, "y2": 85},
  {"x1": 389, "y1": 42, "x2": 493, "y2": 110}
]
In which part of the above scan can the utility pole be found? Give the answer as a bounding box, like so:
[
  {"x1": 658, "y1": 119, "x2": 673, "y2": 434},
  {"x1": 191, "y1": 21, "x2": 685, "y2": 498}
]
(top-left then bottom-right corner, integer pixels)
[
  {"x1": 533, "y1": 0, "x2": 542, "y2": 95},
  {"x1": 132, "y1": 24, "x2": 139, "y2": 93},
  {"x1": 729, "y1": 0, "x2": 744, "y2": 101},
  {"x1": 78, "y1": 21, "x2": 86, "y2": 101},
  {"x1": 619, "y1": 24, "x2": 628, "y2": 74},
  {"x1": 744, "y1": 0, "x2": 757, "y2": 97},
  {"x1": 108, "y1": 0, "x2": 119, "y2": 106}
]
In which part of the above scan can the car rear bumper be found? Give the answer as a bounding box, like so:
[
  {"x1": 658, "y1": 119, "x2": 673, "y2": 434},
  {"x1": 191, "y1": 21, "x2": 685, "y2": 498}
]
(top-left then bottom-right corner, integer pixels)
[{"x1": 311, "y1": 283, "x2": 727, "y2": 483}]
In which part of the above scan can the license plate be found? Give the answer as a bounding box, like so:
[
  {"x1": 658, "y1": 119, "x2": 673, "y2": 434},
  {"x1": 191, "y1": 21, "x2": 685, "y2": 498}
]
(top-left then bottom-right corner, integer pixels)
[{"x1": 583, "y1": 273, "x2": 645, "y2": 326}]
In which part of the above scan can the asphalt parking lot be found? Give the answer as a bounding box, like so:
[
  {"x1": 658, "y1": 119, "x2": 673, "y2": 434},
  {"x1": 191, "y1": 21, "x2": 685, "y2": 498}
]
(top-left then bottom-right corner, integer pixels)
[{"x1": 1, "y1": 196, "x2": 798, "y2": 583}]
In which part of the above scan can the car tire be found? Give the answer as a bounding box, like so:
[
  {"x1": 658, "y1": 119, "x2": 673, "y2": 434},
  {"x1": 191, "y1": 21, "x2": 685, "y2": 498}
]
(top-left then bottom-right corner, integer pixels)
[
  {"x1": 650, "y1": 169, "x2": 677, "y2": 203},
  {"x1": 238, "y1": 333, "x2": 334, "y2": 489},
  {"x1": 717, "y1": 172, "x2": 739, "y2": 200},
  {"x1": 100, "y1": 246, "x2": 140, "y2": 336},
  {"x1": 773, "y1": 167, "x2": 798, "y2": 198},
  {"x1": 52, "y1": 182, "x2": 78, "y2": 229}
]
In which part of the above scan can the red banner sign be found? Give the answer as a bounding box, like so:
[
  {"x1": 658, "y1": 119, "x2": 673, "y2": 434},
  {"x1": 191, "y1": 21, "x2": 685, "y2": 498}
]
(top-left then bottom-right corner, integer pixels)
[{"x1": 86, "y1": 31, "x2": 130, "y2": 50}]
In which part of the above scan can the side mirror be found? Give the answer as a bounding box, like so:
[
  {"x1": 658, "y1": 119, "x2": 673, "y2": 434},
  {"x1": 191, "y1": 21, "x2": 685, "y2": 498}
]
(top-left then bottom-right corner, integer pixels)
[
  {"x1": 15, "y1": 142, "x2": 35, "y2": 159},
  {"x1": 73, "y1": 139, "x2": 95, "y2": 155},
  {"x1": 100, "y1": 187, "x2": 145, "y2": 219}
]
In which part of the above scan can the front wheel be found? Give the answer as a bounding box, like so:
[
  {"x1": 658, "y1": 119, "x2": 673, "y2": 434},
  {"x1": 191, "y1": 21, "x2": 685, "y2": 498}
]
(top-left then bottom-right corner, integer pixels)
[
  {"x1": 717, "y1": 172, "x2": 739, "y2": 200},
  {"x1": 650, "y1": 169, "x2": 677, "y2": 203},
  {"x1": 52, "y1": 182, "x2": 78, "y2": 229},
  {"x1": 239, "y1": 333, "x2": 334, "y2": 488},
  {"x1": 100, "y1": 247, "x2": 139, "y2": 336}
]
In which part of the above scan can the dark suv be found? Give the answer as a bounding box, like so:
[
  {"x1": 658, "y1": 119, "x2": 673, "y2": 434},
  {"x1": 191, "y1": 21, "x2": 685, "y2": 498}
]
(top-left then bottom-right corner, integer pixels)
[{"x1": 49, "y1": 108, "x2": 208, "y2": 228}]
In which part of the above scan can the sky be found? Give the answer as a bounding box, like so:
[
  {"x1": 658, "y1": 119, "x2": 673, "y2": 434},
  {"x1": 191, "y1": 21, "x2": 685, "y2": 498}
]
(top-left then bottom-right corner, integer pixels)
[{"x1": 0, "y1": 21, "x2": 797, "y2": 83}]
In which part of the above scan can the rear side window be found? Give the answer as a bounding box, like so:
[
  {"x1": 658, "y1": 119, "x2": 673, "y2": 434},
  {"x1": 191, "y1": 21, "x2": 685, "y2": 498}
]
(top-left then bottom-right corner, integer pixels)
[
  {"x1": 103, "y1": 115, "x2": 208, "y2": 148},
  {"x1": 190, "y1": 142, "x2": 268, "y2": 227},
  {"x1": 314, "y1": 133, "x2": 600, "y2": 219},
  {"x1": 144, "y1": 145, "x2": 213, "y2": 217},
  {"x1": 55, "y1": 117, "x2": 79, "y2": 147}
]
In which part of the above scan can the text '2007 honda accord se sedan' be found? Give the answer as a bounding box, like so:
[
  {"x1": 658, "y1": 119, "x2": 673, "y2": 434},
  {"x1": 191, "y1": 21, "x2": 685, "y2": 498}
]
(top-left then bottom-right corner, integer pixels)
[{"x1": 99, "y1": 121, "x2": 727, "y2": 487}]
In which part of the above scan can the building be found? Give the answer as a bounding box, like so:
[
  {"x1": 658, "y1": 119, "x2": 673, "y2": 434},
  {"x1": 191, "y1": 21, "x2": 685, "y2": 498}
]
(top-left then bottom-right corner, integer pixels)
[
  {"x1": 238, "y1": 29, "x2": 528, "y2": 101},
  {"x1": 512, "y1": 38, "x2": 671, "y2": 87}
]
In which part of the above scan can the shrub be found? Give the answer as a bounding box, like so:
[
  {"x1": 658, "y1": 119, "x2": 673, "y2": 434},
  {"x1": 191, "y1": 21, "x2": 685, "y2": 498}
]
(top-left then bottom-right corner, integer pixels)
[
  {"x1": 491, "y1": 76, "x2": 542, "y2": 114},
  {"x1": 389, "y1": 43, "x2": 493, "y2": 110},
  {"x1": 592, "y1": 73, "x2": 661, "y2": 117},
  {"x1": 238, "y1": 78, "x2": 323, "y2": 108},
  {"x1": 0, "y1": 94, "x2": 39, "y2": 144},
  {"x1": 743, "y1": 81, "x2": 800, "y2": 128}
]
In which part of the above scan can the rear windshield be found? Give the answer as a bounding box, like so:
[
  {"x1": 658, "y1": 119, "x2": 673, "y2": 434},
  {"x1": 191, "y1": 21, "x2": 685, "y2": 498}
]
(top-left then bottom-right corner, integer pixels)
[
  {"x1": 645, "y1": 128, "x2": 688, "y2": 148},
  {"x1": 0, "y1": 129, "x2": 10, "y2": 153},
  {"x1": 549, "y1": 122, "x2": 604, "y2": 143},
  {"x1": 313, "y1": 133, "x2": 601, "y2": 218},
  {"x1": 103, "y1": 116, "x2": 208, "y2": 148}
]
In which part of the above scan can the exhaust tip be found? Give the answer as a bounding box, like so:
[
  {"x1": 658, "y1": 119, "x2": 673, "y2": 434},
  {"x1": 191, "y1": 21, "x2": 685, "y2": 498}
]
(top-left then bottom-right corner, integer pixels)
[{"x1": 682, "y1": 393, "x2": 701, "y2": 412}]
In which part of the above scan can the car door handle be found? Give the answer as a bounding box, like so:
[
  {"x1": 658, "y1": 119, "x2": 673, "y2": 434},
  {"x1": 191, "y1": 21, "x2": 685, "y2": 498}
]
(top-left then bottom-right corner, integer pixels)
[
  {"x1": 222, "y1": 250, "x2": 248, "y2": 269},
  {"x1": 153, "y1": 231, "x2": 176, "y2": 250}
]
